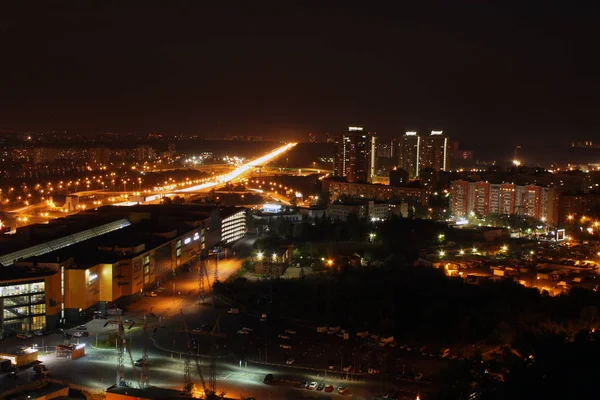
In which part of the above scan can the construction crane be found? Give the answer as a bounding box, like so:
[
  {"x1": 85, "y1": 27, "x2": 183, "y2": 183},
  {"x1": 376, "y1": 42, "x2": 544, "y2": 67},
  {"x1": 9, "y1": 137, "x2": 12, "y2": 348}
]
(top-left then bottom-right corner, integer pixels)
[
  {"x1": 104, "y1": 306, "x2": 139, "y2": 387},
  {"x1": 178, "y1": 311, "x2": 226, "y2": 398}
]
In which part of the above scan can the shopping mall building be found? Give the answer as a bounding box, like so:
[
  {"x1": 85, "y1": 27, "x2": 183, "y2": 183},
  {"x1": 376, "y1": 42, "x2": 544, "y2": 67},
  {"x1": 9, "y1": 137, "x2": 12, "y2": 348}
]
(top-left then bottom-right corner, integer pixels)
[{"x1": 0, "y1": 204, "x2": 246, "y2": 336}]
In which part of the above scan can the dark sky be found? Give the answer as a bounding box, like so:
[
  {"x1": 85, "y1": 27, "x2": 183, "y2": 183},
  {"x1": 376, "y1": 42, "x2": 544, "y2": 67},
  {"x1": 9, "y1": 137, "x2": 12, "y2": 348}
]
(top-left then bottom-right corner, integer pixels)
[{"x1": 1, "y1": 2, "x2": 599, "y2": 154}]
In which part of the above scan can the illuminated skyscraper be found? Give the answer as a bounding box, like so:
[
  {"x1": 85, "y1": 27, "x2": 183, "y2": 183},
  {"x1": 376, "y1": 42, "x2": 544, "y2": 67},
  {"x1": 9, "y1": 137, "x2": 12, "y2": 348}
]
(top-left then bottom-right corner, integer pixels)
[
  {"x1": 420, "y1": 130, "x2": 449, "y2": 172},
  {"x1": 333, "y1": 127, "x2": 377, "y2": 183},
  {"x1": 397, "y1": 131, "x2": 421, "y2": 178}
]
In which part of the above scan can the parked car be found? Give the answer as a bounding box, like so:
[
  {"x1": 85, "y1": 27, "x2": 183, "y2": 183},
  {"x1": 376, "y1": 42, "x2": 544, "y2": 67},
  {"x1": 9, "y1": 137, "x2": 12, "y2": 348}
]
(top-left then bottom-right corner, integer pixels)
[
  {"x1": 73, "y1": 331, "x2": 84, "y2": 338},
  {"x1": 145, "y1": 291, "x2": 158, "y2": 297},
  {"x1": 280, "y1": 344, "x2": 292, "y2": 349},
  {"x1": 278, "y1": 334, "x2": 290, "y2": 339},
  {"x1": 286, "y1": 358, "x2": 295, "y2": 365},
  {"x1": 228, "y1": 308, "x2": 240, "y2": 314},
  {"x1": 16, "y1": 333, "x2": 29, "y2": 339},
  {"x1": 300, "y1": 381, "x2": 308, "y2": 388},
  {"x1": 237, "y1": 330, "x2": 249, "y2": 335},
  {"x1": 308, "y1": 382, "x2": 318, "y2": 390},
  {"x1": 285, "y1": 329, "x2": 297, "y2": 334},
  {"x1": 76, "y1": 325, "x2": 87, "y2": 330},
  {"x1": 324, "y1": 385, "x2": 334, "y2": 393},
  {"x1": 263, "y1": 374, "x2": 274, "y2": 384},
  {"x1": 124, "y1": 319, "x2": 135, "y2": 325},
  {"x1": 33, "y1": 330, "x2": 44, "y2": 337},
  {"x1": 135, "y1": 358, "x2": 146, "y2": 367},
  {"x1": 338, "y1": 387, "x2": 349, "y2": 395},
  {"x1": 316, "y1": 383, "x2": 325, "y2": 391}
]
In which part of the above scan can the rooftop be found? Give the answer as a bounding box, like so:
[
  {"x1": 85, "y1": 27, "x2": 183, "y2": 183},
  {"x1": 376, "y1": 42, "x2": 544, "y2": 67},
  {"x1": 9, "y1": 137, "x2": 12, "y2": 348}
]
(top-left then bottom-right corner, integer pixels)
[{"x1": 0, "y1": 266, "x2": 56, "y2": 282}]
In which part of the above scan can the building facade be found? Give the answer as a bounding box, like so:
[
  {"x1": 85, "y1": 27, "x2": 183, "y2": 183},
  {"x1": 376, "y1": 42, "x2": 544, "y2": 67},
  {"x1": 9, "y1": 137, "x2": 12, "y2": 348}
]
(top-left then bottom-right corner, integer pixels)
[
  {"x1": 333, "y1": 127, "x2": 377, "y2": 183},
  {"x1": 322, "y1": 179, "x2": 428, "y2": 205},
  {"x1": 450, "y1": 179, "x2": 559, "y2": 224},
  {"x1": 420, "y1": 131, "x2": 449, "y2": 172},
  {"x1": 397, "y1": 131, "x2": 420, "y2": 178}
]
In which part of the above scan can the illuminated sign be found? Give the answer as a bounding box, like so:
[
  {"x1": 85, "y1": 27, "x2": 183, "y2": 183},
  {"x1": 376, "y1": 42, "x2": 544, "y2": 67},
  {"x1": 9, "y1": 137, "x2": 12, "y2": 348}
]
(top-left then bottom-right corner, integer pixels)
[
  {"x1": 348, "y1": 126, "x2": 363, "y2": 131},
  {"x1": 184, "y1": 238, "x2": 191, "y2": 245},
  {"x1": 262, "y1": 203, "x2": 282, "y2": 213},
  {"x1": 431, "y1": 130, "x2": 443, "y2": 135},
  {"x1": 556, "y1": 229, "x2": 565, "y2": 241},
  {"x1": 193, "y1": 232, "x2": 200, "y2": 241},
  {"x1": 405, "y1": 131, "x2": 417, "y2": 136}
]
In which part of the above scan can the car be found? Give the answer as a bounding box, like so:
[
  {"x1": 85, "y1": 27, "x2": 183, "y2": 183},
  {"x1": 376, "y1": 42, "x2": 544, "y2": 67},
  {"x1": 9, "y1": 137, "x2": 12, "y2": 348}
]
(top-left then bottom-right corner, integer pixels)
[
  {"x1": 324, "y1": 385, "x2": 334, "y2": 393},
  {"x1": 308, "y1": 382, "x2": 318, "y2": 390},
  {"x1": 316, "y1": 383, "x2": 325, "y2": 391},
  {"x1": 135, "y1": 358, "x2": 146, "y2": 367},
  {"x1": 285, "y1": 329, "x2": 297, "y2": 334},
  {"x1": 242, "y1": 327, "x2": 253, "y2": 332},
  {"x1": 237, "y1": 330, "x2": 249, "y2": 335},
  {"x1": 300, "y1": 381, "x2": 308, "y2": 388},
  {"x1": 76, "y1": 325, "x2": 87, "y2": 330},
  {"x1": 280, "y1": 344, "x2": 292, "y2": 349},
  {"x1": 72, "y1": 331, "x2": 84, "y2": 338},
  {"x1": 63, "y1": 333, "x2": 73, "y2": 339},
  {"x1": 328, "y1": 364, "x2": 335, "y2": 370},
  {"x1": 124, "y1": 319, "x2": 135, "y2": 325},
  {"x1": 338, "y1": 387, "x2": 349, "y2": 395},
  {"x1": 93, "y1": 314, "x2": 107, "y2": 319},
  {"x1": 286, "y1": 358, "x2": 295, "y2": 365},
  {"x1": 33, "y1": 330, "x2": 44, "y2": 337},
  {"x1": 278, "y1": 334, "x2": 290, "y2": 339},
  {"x1": 342, "y1": 363, "x2": 353, "y2": 372},
  {"x1": 16, "y1": 333, "x2": 29, "y2": 339},
  {"x1": 145, "y1": 291, "x2": 158, "y2": 297}
]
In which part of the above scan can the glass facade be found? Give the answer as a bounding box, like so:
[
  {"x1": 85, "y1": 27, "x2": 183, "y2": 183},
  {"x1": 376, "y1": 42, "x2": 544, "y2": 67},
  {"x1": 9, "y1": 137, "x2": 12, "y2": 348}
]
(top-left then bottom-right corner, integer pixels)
[{"x1": 1, "y1": 280, "x2": 46, "y2": 333}]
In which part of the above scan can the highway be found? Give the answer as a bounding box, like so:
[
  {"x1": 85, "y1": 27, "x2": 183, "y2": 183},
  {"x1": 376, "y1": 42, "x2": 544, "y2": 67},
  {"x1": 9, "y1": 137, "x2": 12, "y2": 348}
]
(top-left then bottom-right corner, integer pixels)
[
  {"x1": 2, "y1": 143, "x2": 297, "y2": 228},
  {"x1": 175, "y1": 143, "x2": 297, "y2": 194}
]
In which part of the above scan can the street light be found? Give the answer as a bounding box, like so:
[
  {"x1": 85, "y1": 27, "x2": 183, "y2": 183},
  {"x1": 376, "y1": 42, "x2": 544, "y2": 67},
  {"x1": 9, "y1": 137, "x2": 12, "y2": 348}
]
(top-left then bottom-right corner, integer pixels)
[
  {"x1": 501, "y1": 245, "x2": 508, "y2": 252},
  {"x1": 257, "y1": 252, "x2": 263, "y2": 261},
  {"x1": 472, "y1": 247, "x2": 477, "y2": 254},
  {"x1": 439, "y1": 250, "x2": 445, "y2": 258},
  {"x1": 327, "y1": 259, "x2": 333, "y2": 266},
  {"x1": 459, "y1": 249, "x2": 465, "y2": 256}
]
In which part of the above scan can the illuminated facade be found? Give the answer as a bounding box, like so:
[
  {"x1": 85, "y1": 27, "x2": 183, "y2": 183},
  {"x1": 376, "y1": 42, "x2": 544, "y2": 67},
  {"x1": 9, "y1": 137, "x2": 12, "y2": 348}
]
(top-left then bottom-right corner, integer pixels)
[
  {"x1": 0, "y1": 272, "x2": 61, "y2": 336},
  {"x1": 450, "y1": 179, "x2": 558, "y2": 224},
  {"x1": 420, "y1": 131, "x2": 449, "y2": 172},
  {"x1": 333, "y1": 127, "x2": 377, "y2": 183},
  {"x1": 398, "y1": 131, "x2": 421, "y2": 178},
  {"x1": 221, "y1": 210, "x2": 246, "y2": 243}
]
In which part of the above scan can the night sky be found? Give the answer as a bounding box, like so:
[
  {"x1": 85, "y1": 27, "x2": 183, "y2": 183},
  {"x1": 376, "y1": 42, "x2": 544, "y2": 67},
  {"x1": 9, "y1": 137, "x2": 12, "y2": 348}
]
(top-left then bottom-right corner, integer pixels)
[{"x1": 1, "y1": 2, "x2": 598, "y2": 157}]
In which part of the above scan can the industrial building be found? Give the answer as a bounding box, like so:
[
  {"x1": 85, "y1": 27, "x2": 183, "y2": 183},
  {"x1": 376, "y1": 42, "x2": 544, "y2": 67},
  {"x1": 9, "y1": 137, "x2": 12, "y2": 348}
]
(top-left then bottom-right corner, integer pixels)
[{"x1": 0, "y1": 205, "x2": 246, "y2": 336}]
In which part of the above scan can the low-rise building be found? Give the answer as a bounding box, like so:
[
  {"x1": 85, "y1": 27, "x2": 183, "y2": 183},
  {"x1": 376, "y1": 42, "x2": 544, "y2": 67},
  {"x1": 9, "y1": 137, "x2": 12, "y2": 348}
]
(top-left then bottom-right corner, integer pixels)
[{"x1": 0, "y1": 204, "x2": 246, "y2": 333}]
